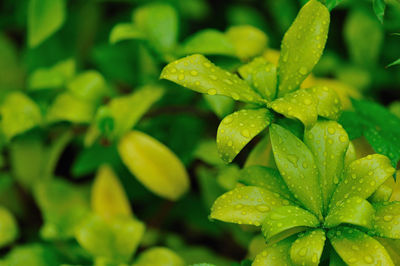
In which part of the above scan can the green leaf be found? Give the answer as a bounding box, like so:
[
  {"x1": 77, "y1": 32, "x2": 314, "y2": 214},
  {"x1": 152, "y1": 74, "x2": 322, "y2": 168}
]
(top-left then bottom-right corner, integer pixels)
[
  {"x1": 109, "y1": 23, "x2": 145, "y2": 44},
  {"x1": 344, "y1": 141, "x2": 357, "y2": 168},
  {"x1": 373, "y1": 0, "x2": 386, "y2": 23},
  {"x1": 118, "y1": 130, "x2": 189, "y2": 201},
  {"x1": 270, "y1": 89, "x2": 318, "y2": 128},
  {"x1": 252, "y1": 236, "x2": 296, "y2": 266},
  {"x1": 377, "y1": 238, "x2": 400, "y2": 265},
  {"x1": 238, "y1": 57, "x2": 277, "y2": 101},
  {"x1": 203, "y1": 94, "x2": 235, "y2": 119},
  {"x1": 160, "y1": 54, "x2": 265, "y2": 104},
  {"x1": 328, "y1": 226, "x2": 394, "y2": 266},
  {"x1": 370, "y1": 202, "x2": 400, "y2": 239},
  {"x1": 330, "y1": 154, "x2": 395, "y2": 208},
  {"x1": 338, "y1": 111, "x2": 364, "y2": 140},
  {"x1": 132, "y1": 3, "x2": 178, "y2": 56},
  {"x1": 133, "y1": 247, "x2": 184, "y2": 266},
  {"x1": 270, "y1": 124, "x2": 323, "y2": 218},
  {"x1": 1, "y1": 243, "x2": 62, "y2": 266},
  {"x1": 277, "y1": 0, "x2": 330, "y2": 97},
  {"x1": 225, "y1": 25, "x2": 268, "y2": 61},
  {"x1": 34, "y1": 179, "x2": 90, "y2": 240},
  {"x1": 216, "y1": 108, "x2": 272, "y2": 163},
  {"x1": 387, "y1": 58, "x2": 400, "y2": 68},
  {"x1": 244, "y1": 134, "x2": 275, "y2": 168},
  {"x1": 305, "y1": 86, "x2": 342, "y2": 120},
  {"x1": 324, "y1": 197, "x2": 375, "y2": 229},
  {"x1": 98, "y1": 85, "x2": 164, "y2": 140},
  {"x1": 0, "y1": 206, "x2": 19, "y2": 248},
  {"x1": 28, "y1": 58, "x2": 75, "y2": 90},
  {"x1": 239, "y1": 166, "x2": 296, "y2": 202},
  {"x1": 1, "y1": 92, "x2": 42, "y2": 140},
  {"x1": 67, "y1": 71, "x2": 108, "y2": 103},
  {"x1": 216, "y1": 165, "x2": 240, "y2": 191},
  {"x1": 304, "y1": 121, "x2": 349, "y2": 213},
  {"x1": 210, "y1": 186, "x2": 289, "y2": 226},
  {"x1": 179, "y1": 29, "x2": 236, "y2": 56},
  {"x1": 46, "y1": 92, "x2": 96, "y2": 124},
  {"x1": 369, "y1": 183, "x2": 393, "y2": 203},
  {"x1": 290, "y1": 229, "x2": 326, "y2": 266},
  {"x1": 325, "y1": 0, "x2": 345, "y2": 11},
  {"x1": 75, "y1": 213, "x2": 145, "y2": 263},
  {"x1": 261, "y1": 206, "x2": 319, "y2": 242},
  {"x1": 193, "y1": 139, "x2": 224, "y2": 166},
  {"x1": 28, "y1": 0, "x2": 66, "y2": 48}
]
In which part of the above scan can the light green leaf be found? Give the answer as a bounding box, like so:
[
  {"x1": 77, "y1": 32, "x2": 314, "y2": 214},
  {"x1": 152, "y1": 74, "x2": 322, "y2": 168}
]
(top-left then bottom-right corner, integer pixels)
[
  {"x1": 290, "y1": 229, "x2": 326, "y2": 266},
  {"x1": 278, "y1": 0, "x2": 330, "y2": 97},
  {"x1": 34, "y1": 179, "x2": 90, "y2": 240},
  {"x1": 118, "y1": 130, "x2": 189, "y2": 201},
  {"x1": 0, "y1": 206, "x2": 19, "y2": 248},
  {"x1": 244, "y1": 134, "x2": 275, "y2": 168},
  {"x1": 239, "y1": 165, "x2": 296, "y2": 202},
  {"x1": 193, "y1": 139, "x2": 224, "y2": 166},
  {"x1": 305, "y1": 86, "x2": 342, "y2": 120},
  {"x1": 133, "y1": 247, "x2": 184, "y2": 266},
  {"x1": 28, "y1": 58, "x2": 75, "y2": 90},
  {"x1": 328, "y1": 226, "x2": 394, "y2": 266},
  {"x1": 179, "y1": 29, "x2": 236, "y2": 56},
  {"x1": 203, "y1": 94, "x2": 235, "y2": 119},
  {"x1": 324, "y1": 197, "x2": 375, "y2": 229},
  {"x1": 216, "y1": 165, "x2": 240, "y2": 191},
  {"x1": 28, "y1": 0, "x2": 66, "y2": 48},
  {"x1": 262, "y1": 206, "x2": 319, "y2": 242},
  {"x1": 344, "y1": 141, "x2": 356, "y2": 168},
  {"x1": 216, "y1": 108, "x2": 272, "y2": 163},
  {"x1": 270, "y1": 124, "x2": 323, "y2": 218},
  {"x1": 109, "y1": 23, "x2": 145, "y2": 44},
  {"x1": 210, "y1": 186, "x2": 289, "y2": 226},
  {"x1": 369, "y1": 183, "x2": 393, "y2": 203},
  {"x1": 252, "y1": 236, "x2": 295, "y2": 266},
  {"x1": 1, "y1": 243, "x2": 62, "y2": 266},
  {"x1": 387, "y1": 58, "x2": 400, "y2": 68},
  {"x1": 329, "y1": 154, "x2": 395, "y2": 208},
  {"x1": 304, "y1": 121, "x2": 349, "y2": 213},
  {"x1": 377, "y1": 238, "x2": 400, "y2": 265},
  {"x1": 238, "y1": 57, "x2": 277, "y2": 101},
  {"x1": 370, "y1": 202, "x2": 400, "y2": 239},
  {"x1": 225, "y1": 25, "x2": 268, "y2": 61},
  {"x1": 160, "y1": 54, "x2": 265, "y2": 104},
  {"x1": 1, "y1": 92, "x2": 42, "y2": 140},
  {"x1": 133, "y1": 3, "x2": 178, "y2": 55},
  {"x1": 270, "y1": 89, "x2": 318, "y2": 128},
  {"x1": 98, "y1": 85, "x2": 164, "y2": 140},
  {"x1": 46, "y1": 92, "x2": 96, "y2": 124},
  {"x1": 373, "y1": 0, "x2": 386, "y2": 23},
  {"x1": 67, "y1": 71, "x2": 108, "y2": 103},
  {"x1": 325, "y1": 0, "x2": 345, "y2": 11},
  {"x1": 75, "y1": 213, "x2": 145, "y2": 263}
]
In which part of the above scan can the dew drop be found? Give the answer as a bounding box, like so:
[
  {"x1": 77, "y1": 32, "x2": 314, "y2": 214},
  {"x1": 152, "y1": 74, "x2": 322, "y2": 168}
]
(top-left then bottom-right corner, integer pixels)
[
  {"x1": 207, "y1": 89, "x2": 217, "y2": 95},
  {"x1": 299, "y1": 67, "x2": 308, "y2": 75},
  {"x1": 384, "y1": 215, "x2": 393, "y2": 222},
  {"x1": 241, "y1": 129, "x2": 250, "y2": 138},
  {"x1": 178, "y1": 74, "x2": 185, "y2": 80},
  {"x1": 190, "y1": 70, "x2": 198, "y2": 76}
]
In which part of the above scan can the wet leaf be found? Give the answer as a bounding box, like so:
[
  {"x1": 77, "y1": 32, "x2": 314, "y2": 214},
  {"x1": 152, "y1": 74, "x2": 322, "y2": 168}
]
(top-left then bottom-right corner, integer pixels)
[
  {"x1": 305, "y1": 86, "x2": 342, "y2": 120},
  {"x1": 290, "y1": 229, "x2": 326, "y2": 266},
  {"x1": 324, "y1": 197, "x2": 375, "y2": 229},
  {"x1": 261, "y1": 206, "x2": 319, "y2": 242},
  {"x1": 118, "y1": 130, "x2": 189, "y2": 201},
  {"x1": 278, "y1": 0, "x2": 330, "y2": 96},
  {"x1": 370, "y1": 202, "x2": 400, "y2": 239},
  {"x1": 328, "y1": 226, "x2": 394, "y2": 266},
  {"x1": 330, "y1": 154, "x2": 395, "y2": 208},
  {"x1": 270, "y1": 124, "x2": 323, "y2": 218},
  {"x1": 210, "y1": 186, "x2": 288, "y2": 226},
  {"x1": 160, "y1": 54, "x2": 265, "y2": 104},
  {"x1": 0, "y1": 206, "x2": 19, "y2": 248},
  {"x1": 133, "y1": 247, "x2": 184, "y2": 266},
  {"x1": 252, "y1": 236, "x2": 295, "y2": 266},
  {"x1": 216, "y1": 108, "x2": 272, "y2": 163},
  {"x1": 244, "y1": 134, "x2": 275, "y2": 168},
  {"x1": 304, "y1": 121, "x2": 349, "y2": 213}
]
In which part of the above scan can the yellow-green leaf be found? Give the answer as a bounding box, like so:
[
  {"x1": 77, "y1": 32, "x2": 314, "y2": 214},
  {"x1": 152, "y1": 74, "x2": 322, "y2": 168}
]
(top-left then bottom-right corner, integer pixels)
[
  {"x1": 91, "y1": 165, "x2": 132, "y2": 220},
  {"x1": 239, "y1": 165, "x2": 296, "y2": 202},
  {"x1": 377, "y1": 238, "x2": 400, "y2": 265},
  {"x1": 270, "y1": 89, "x2": 318, "y2": 128},
  {"x1": 109, "y1": 23, "x2": 145, "y2": 44},
  {"x1": 252, "y1": 236, "x2": 296, "y2": 266},
  {"x1": 210, "y1": 186, "x2": 289, "y2": 226},
  {"x1": 0, "y1": 206, "x2": 19, "y2": 248},
  {"x1": 324, "y1": 197, "x2": 375, "y2": 229},
  {"x1": 133, "y1": 247, "x2": 184, "y2": 266},
  {"x1": 216, "y1": 108, "x2": 272, "y2": 163},
  {"x1": 306, "y1": 86, "x2": 342, "y2": 120},
  {"x1": 277, "y1": 0, "x2": 330, "y2": 97},
  {"x1": 244, "y1": 134, "x2": 275, "y2": 168},
  {"x1": 330, "y1": 154, "x2": 395, "y2": 208},
  {"x1": 225, "y1": 25, "x2": 268, "y2": 61},
  {"x1": 304, "y1": 121, "x2": 349, "y2": 214},
  {"x1": 290, "y1": 229, "x2": 326, "y2": 266},
  {"x1": 369, "y1": 183, "x2": 393, "y2": 203},
  {"x1": 28, "y1": 0, "x2": 66, "y2": 47},
  {"x1": 67, "y1": 71, "x2": 108, "y2": 103},
  {"x1": 370, "y1": 202, "x2": 400, "y2": 239},
  {"x1": 160, "y1": 54, "x2": 265, "y2": 104},
  {"x1": 328, "y1": 226, "x2": 394, "y2": 266},
  {"x1": 270, "y1": 124, "x2": 323, "y2": 218},
  {"x1": 118, "y1": 130, "x2": 189, "y2": 201},
  {"x1": 261, "y1": 206, "x2": 319, "y2": 242},
  {"x1": 1, "y1": 92, "x2": 42, "y2": 140},
  {"x1": 238, "y1": 57, "x2": 277, "y2": 101}
]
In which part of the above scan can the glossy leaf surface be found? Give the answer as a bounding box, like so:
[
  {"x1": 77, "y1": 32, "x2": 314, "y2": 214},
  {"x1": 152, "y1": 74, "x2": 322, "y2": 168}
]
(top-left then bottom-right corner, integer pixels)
[
  {"x1": 370, "y1": 202, "x2": 400, "y2": 239},
  {"x1": 252, "y1": 236, "x2": 295, "y2": 266},
  {"x1": 290, "y1": 229, "x2": 326, "y2": 266}
]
